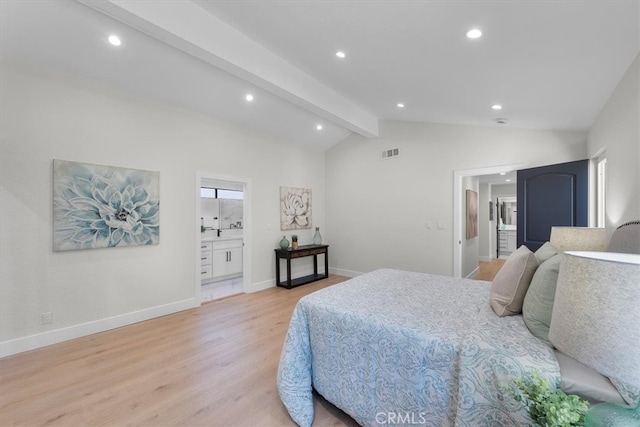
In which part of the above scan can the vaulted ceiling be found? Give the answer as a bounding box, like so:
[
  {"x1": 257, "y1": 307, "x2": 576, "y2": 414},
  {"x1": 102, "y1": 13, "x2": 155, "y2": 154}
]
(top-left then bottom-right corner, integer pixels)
[{"x1": 1, "y1": 1, "x2": 638, "y2": 150}]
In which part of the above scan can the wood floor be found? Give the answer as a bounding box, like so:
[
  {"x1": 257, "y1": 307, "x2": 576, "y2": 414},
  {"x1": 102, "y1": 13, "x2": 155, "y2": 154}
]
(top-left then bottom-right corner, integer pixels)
[
  {"x1": 0, "y1": 264, "x2": 504, "y2": 427},
  {"x1": 475, "y1": 258, "x2": 506, "y2": 281}
]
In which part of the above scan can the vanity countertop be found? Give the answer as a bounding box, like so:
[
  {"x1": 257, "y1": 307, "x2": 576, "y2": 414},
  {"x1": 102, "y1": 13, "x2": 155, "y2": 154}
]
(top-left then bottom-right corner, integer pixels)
[{"x1": 201, "y1": 236, "x2": 243, "y2": 243}]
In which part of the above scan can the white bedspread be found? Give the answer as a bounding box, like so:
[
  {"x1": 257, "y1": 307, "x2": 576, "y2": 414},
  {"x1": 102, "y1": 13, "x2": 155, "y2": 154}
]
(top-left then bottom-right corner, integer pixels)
[{"x1": 277, "y1": 269, "x2": 560, "y2": 426}]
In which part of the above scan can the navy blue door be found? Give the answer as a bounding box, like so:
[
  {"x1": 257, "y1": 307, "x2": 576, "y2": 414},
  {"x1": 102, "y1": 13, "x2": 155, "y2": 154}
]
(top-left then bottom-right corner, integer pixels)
[{"x1": 517, "y1": 159, "x2": 588, "y2": 251}]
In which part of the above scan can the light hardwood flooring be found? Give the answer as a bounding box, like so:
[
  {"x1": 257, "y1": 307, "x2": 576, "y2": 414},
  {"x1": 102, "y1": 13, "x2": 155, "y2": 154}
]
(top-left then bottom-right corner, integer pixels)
[
  {"x1": 475, "y1": 258, "x2": 506, "y2": 281},
  {"x1": 0, "y1": 265, "x2": 503, "y2": 427},
  {"x1": 0, "y1": 276, "x2": 357, "y2": 427}
]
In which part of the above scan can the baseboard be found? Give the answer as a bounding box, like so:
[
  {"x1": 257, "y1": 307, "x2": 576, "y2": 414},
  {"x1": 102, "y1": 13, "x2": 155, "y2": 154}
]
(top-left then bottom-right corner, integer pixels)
[
  {"x1": 329, "y1": 267, "x2": 363, "y2": 278},
  {"x1": 245, "y1": 278, "x2": 275, "y2": 293},
  {"x1": 465, "y1": 266, "x2": 480, "y2": 279},
  {"x1": 0, "y1": 298, "x2": 198, "y2": 358},
  {"x1": 479, "y1": 256, "x2": 493, "y2": 262}
]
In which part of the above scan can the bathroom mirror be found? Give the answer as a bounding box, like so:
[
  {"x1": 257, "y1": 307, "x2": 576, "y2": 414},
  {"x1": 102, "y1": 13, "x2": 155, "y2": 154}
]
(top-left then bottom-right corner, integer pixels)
[
  {"x1": 497, "y1": 197, "x2": 517, "y2": 226},
  {"x1": 201, "y1": 187, "x2": 244, "y2": 230}
]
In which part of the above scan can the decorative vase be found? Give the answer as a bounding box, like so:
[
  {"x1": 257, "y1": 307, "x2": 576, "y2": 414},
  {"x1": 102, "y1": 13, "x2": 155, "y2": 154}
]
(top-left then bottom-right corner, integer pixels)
[
  {"x1": 313, "y1": 227, "x2": 322, "y2": 245},
  {"x1": 291, "y1": 235, "x2": 298, "y2": 250},
  {"x1": 279, "y1": 236, "x2": 289, "y2": 250},
  {"x1": 585, "y1": 400, "x2": 640, "y2": 427}
]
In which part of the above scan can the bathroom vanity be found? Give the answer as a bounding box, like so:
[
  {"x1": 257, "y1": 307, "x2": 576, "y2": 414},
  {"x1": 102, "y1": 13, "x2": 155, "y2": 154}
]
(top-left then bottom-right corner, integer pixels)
[{"x1": 201, "y1": 237, "x2": 243, "y2": 283}]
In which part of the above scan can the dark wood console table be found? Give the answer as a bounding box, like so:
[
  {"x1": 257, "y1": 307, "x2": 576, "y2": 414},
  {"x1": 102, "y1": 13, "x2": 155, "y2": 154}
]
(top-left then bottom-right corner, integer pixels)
[{"x1": 274, "y1": 244, "x2": 329, "y2": 289}]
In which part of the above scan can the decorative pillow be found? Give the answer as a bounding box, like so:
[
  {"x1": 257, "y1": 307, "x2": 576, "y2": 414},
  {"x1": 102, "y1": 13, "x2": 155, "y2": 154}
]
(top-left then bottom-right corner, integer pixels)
[
  {"x1": 522, "y1": 254, "x2": 562, "y2": 341},
  {"x1": 490, "y1": 245, "x2": 539, "y2": 317},
  {"x1": 608, "y1": 221, "x2": 640, "y2": 254},
  {"x1": 534, "y1": 241, "x2": 558, "y2": 263},
  {"x1": 555, "y1": 351, "x2": 626, "y2": 405}
]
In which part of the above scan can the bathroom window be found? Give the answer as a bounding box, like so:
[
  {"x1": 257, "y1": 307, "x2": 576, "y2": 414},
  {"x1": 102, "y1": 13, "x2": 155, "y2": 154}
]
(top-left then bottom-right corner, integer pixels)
[
  {"x1": 218, "y1": 189, "x2": 243, "y2": 200},
  {"x1": 201, "y1": 187, "x2": 217, "y2": 198},
  {"x1": 201, "y1": 188, "x2": 243, "y2": 200}
]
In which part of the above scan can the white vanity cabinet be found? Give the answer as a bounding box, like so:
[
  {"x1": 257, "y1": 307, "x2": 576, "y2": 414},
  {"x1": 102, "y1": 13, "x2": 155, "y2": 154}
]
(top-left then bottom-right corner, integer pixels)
[
  {"x1": 200, "y1": 242, "x2": 213, "y2": 281},
  {"x1": 498, "y1": 229, "x2": 517, "y2": 255},
  {"x1": 210, "y1": 239, "x2": 243, "y2": 279}
]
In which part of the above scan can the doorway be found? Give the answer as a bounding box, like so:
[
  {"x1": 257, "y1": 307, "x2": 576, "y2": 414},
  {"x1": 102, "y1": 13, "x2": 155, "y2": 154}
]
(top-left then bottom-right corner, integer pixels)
[
  {"x1": 195, "y1": 172, "x2": 252, "y2": 304},
  {"x1": 496, "y1": 197, "x2": 517, "y2": 258},
  {"x1": 453, "y1": 163, "x2": 523, "y2": 278}
]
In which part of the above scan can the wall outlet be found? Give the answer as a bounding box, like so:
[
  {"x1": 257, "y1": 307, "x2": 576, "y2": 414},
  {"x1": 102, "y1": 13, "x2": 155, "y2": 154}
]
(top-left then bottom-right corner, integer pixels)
[
  {"x1": 42, "y1": 312, "x2": 52, "y2": 324},
  {"x1": 437, "y1": 221, "x2": 446, "y2": 230}
]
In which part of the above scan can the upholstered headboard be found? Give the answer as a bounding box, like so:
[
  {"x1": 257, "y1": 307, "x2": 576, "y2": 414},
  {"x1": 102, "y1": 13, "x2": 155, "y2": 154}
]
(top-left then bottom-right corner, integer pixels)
[{"x1": 608, "y1": 220, "x2": 640, "y2": 254}]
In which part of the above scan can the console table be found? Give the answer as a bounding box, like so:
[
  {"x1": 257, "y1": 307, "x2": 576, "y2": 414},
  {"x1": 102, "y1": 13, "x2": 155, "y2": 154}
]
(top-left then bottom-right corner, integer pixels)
[{"x1": 274, "y1": 244, "x2": 329, "y2": 289}]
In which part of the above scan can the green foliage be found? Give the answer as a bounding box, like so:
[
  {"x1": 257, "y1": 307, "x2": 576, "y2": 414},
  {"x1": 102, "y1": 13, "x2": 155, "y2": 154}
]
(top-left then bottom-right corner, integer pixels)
[{"x1": 510, "y1": 373, "x2": 590, "y2": 427}]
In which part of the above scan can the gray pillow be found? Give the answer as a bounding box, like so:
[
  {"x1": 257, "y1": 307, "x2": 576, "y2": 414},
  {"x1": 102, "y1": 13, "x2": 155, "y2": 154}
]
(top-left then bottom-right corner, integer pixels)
[
  {"x1": 555, "y1": 351, "x2": 626, "y2": 405},
  {"x1": 490, "y1": 245, "x2": 539, "y2": 317},
  {"x1": 534, "y1": 241, "x2": 558, "y2": 263},
  {"x1": 522, "y1": 254, "x2": 562, "y2": 341}
]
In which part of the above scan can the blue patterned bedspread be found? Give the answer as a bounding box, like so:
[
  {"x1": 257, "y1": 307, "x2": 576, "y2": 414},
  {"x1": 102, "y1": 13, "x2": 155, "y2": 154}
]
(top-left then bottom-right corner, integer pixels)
[{"x1": 277, "y1": 269, "x2": 560, "y2": 426}]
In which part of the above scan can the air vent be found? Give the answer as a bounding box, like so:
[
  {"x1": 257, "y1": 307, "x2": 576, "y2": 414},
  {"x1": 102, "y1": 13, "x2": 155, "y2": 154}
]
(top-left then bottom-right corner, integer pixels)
[{"x1": 381, "y1": 148, "x2": 400, "y2": 159}]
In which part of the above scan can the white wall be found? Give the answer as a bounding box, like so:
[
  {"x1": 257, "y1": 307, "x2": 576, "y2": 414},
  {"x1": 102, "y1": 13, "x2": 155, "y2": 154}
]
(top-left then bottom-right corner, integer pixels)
[
  {"x1": 478, "y1": 182, "x2": 492, "y2": 262},
  {"x1": 326, "y1": 120, "x2": 587, "y2": 277},
  {"x1": 588, "y1": 53, "x2": 640, "y2": 227},
  {"x1": 0, "y1": 61, "x2": 326, "y2": 355}
]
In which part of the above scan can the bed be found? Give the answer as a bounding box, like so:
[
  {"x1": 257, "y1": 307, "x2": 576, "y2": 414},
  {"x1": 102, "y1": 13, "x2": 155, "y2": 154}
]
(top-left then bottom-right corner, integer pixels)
[{"x1": 277, "y1": 268, "x2": 560, "y2": 427}]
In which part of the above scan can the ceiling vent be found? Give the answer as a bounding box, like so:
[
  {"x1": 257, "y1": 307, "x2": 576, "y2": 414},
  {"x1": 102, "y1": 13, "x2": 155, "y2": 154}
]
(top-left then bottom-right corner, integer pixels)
[{"x1": 381, "y1": 148, "x2": 400, "y2": 159}]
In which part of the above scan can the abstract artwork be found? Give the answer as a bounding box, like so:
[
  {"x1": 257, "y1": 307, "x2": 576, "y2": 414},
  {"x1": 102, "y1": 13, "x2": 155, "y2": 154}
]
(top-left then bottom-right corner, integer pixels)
[
  {"x1": 466, "y1": 189, "x2": 478, "y2": 239},
  {"x1": 53, "y1": 159, "x2": 159, "y2": 251},
  {"x1": 280, "y1": 186, "x2": 312, "y2": 230}
]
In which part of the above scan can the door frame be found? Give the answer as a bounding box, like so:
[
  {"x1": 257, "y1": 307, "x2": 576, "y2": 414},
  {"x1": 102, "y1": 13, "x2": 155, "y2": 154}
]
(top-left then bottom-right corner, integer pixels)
[
  {"x1": 195, "y1": 171, "x2": 252, "y2": 304},
  {"x1": 453, "y1": 163, "x2": 524, "y2": 278}
]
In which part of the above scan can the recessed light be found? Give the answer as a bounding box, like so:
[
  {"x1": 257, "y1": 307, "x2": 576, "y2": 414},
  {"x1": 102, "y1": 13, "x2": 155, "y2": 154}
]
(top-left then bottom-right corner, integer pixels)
[
  {"x1": 506, "y1": 179, "x2": 512, "y2": 182},
  {"x1": 316, "y1": 124, "x2": 323, "y2": 131},
  {"x1": 245, "y1": 94, "x2": 254, "y2": 102},
  {"x1": 108, "y1": 35, "x2": 121, "y2": 46},
  {"x1": 397, "y1": 103, "x2": 405, "y2": 108},
  {"x1": 466, "y1": 28, "x2": 482, "y2": 39},
  {"x1": 335, "y1": 51, "x2": 346, "y2": 59},
  {"x1": 500, "y1": 172, "x2": 507, "y2": 176},
  {"x1": 492, "y1": 104, "x2": 503, "y2": 110}
]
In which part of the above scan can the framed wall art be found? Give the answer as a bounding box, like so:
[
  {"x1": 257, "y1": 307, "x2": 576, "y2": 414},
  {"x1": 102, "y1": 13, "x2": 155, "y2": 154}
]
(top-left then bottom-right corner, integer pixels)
[
  {"x1": 280, "y1": 186, "x2": 311, "y2": 230},
  {"x1": 53, "y1": 159, "x2": 159, "y2": 251},
  {"x1": 466, "y1": 189, "x2": 478, "y2": 239}
]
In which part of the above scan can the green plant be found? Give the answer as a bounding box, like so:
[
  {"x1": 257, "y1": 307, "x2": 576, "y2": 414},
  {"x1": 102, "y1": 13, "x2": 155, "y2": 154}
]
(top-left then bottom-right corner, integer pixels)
[{"x1": 510, "y1": 373, "x2": 590, "y2": 427}]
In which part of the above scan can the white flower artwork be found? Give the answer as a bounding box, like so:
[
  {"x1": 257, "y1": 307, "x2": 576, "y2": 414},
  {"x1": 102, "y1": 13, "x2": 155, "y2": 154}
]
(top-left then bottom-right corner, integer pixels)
[
  {"x1": 280, "y1": 186, "x2": 312, "y2": 230},
  {"x1": 53, "y1": 159, "x2": 159, "y2": 251}
]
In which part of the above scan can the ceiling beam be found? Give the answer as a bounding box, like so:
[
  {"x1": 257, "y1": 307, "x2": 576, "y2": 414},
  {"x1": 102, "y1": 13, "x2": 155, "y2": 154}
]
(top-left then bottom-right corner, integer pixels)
[{"x1": 77, "y1": 0, "x2": 379, "y2": 138}]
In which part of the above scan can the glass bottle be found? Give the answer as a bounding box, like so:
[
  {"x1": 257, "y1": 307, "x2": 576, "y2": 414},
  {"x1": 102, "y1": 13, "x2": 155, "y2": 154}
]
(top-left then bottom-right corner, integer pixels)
[{"x1": 313, "y1": 227, "x2": 322, "y2": 245}]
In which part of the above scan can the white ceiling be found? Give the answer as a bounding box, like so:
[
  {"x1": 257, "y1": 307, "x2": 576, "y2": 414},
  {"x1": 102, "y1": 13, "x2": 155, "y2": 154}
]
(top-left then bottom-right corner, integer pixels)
[{"x1": 1, "y1": 1, "x2": 638, "y2": 151}]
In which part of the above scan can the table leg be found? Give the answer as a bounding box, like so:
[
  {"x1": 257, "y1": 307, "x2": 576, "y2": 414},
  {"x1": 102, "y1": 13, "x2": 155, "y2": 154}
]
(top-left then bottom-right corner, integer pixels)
[
  {"x1": 275, "y1": 253, "x2": 281, "y2": 286},
  {"x1": 324, "y1": 248, "x2": 329, "y2": 278},
  {"x1": 286, "y1": 258, "x2": 292, "y2": 288}
]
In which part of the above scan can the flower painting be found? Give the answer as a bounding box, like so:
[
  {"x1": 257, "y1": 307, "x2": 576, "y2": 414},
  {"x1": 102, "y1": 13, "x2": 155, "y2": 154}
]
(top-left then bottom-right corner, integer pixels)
[
  {"x1": 53, "y1": 159, "x2": 159, "y2": 251},
  {"x1": 280, "y1": 187, "x2": 312, "y2": 230}
]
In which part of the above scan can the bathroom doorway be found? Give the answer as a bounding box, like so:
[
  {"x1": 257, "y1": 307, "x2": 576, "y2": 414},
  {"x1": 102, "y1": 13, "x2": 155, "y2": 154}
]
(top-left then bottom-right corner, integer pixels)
[{"x1": 195, "y1": 172, "x2": 252, "y2": 304}]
